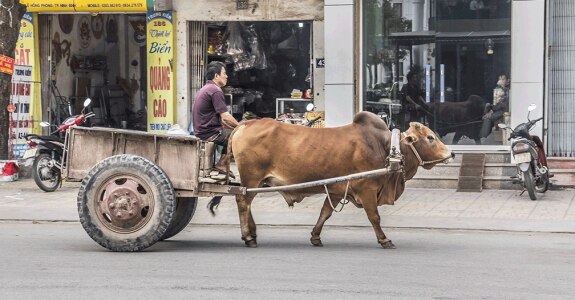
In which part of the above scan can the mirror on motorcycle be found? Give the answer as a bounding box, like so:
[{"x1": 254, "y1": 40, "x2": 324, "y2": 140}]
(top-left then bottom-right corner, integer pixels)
[
  {"x1": 306, "y1": 103, "x2": 315, "y2": 112},
  {"x1": 527, "y1": 104, "x2": 536, "y2": 121},
  {"x1": 497, "y1": 123, "x2": 508, "y2": 129},
  {"x1": 83, "y1": 98, "x2": 92, "y2": 107},
  {"x1": 40, "y1": 121, "x2": 51, "y2": 127}
]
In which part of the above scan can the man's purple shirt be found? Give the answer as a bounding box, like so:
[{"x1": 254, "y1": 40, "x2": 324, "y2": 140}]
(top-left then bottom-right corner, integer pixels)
[{"x1": 192, "y1": 80, "x2": 228, "y2": 140}]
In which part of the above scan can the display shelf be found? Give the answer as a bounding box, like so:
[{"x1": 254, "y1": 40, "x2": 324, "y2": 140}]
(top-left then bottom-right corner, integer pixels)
[{"x1": 276, "y1": 98, "x2": 313, "y2": 119}]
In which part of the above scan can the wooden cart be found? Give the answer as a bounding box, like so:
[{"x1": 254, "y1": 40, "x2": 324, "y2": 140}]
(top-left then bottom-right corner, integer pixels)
[{"x1": 65, "y1": 126, "x2": 403, "y2": 251}]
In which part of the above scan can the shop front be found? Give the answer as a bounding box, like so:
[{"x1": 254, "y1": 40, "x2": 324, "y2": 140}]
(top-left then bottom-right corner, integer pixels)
[
  {"x1": 361, "y1": 0, "x2": 513, "y2": 147},
  {"x1": 18, "y1": 0, "x2": 175, "y2": 135},
  {"x1": 173, "y1": 0, "x2": 324, "y2": 129}
]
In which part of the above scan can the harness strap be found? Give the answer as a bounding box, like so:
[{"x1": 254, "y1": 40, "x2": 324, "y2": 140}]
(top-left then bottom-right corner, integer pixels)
[
  {"x1": 402, "y1": 133, "x2": 452, "y2": 166},
  {"x1": 324, "y1": 180, "x2": 350, "y2": 213}
]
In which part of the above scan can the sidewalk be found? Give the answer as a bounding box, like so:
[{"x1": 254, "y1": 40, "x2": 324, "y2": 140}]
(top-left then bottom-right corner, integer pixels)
[{"x1": 1, "y1": 178, "x2": 574, "y2": 233}]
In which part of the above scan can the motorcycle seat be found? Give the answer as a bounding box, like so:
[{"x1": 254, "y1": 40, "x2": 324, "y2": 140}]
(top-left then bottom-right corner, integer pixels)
[{"x1": 36, "y1": 135, "x2": 65, "y2": 143}]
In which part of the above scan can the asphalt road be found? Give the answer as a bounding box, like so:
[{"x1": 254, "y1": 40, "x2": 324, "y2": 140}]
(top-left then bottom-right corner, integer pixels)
[{"x1": 1, "y1": 222, "x2": 574, "y2": 299}]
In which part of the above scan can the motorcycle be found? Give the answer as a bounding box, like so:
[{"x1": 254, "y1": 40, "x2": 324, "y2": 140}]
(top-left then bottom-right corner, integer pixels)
[
  {"x1": 498, "y1": 104, "x2": 550, "y2": 200},
  {"x1": 23, "y1": 98, "x2": 94, "y2": 192}
]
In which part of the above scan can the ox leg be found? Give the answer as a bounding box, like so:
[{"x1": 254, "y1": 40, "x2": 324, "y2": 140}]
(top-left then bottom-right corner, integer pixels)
[
  {"x1": 310, "y1": 196, "x2": 338, "y2": 247},
  {"x1": 362, "y1": 198, "x2": 395, "y2": 249},
  {"x1": 248, "y1": 212, "x2": 257, "y2": 241},
  {"x1": 235, "y1": 193, "x2": 258, "y2": 248}
]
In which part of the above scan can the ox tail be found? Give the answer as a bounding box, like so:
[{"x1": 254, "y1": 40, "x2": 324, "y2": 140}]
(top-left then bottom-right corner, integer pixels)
[
  {"x1": 208, "y1": 124, "x2": 245, "y2": 217},
  {"x1": 225, "y1": 124, "x2": 243, "y2": 184}
]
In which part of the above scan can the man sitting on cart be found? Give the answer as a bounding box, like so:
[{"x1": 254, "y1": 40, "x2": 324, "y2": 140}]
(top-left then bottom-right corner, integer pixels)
[{"x1": 192, "y1": 61, "x2": 239, "y2": 178}]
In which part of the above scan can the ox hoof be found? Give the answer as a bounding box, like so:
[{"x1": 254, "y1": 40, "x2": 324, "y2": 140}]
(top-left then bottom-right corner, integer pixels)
[
  {"x1": 310, "y1": 238, "x2": 323, "y2": 247},
  {"x1": 244, "y1": 239, "x2": 258, "y2": 248},
  {"x1": 380, "y1": 239, "x2": 396, "y2": 249}
]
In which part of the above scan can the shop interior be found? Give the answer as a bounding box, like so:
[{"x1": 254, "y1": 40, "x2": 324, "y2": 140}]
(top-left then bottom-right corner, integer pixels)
[
  {"x1": 203, "y1": 21, "x2": 313, "y2": 122},
  {"x1": 44, "y1": 13, "x2": 148, "y2": 131}
]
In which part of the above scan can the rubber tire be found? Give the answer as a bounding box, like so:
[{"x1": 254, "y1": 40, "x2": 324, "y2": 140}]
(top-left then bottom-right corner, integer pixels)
[
  {"x1": 32, "y1": 153, "x2": 61, "y2": 192},
  {"x1": 160, "y1": 197, "x2": 198, "y2": 241},
  {"x1": 535, "y1": 172, "x2": 549, "y2": 193},
  {"x1": 77, "y1": 154, "x2": 176, "y2": 252},
  {"x1": 523, "y1": 166, "x2": 537, "y2": 201}
]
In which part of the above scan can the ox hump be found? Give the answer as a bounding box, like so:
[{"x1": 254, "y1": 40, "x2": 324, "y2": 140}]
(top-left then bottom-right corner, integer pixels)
[{"x1": 352, "y1": 112, "x2": 390, "y2": 131}]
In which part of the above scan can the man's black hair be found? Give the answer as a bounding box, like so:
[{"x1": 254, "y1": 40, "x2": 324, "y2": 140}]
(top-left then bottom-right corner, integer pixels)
[{"x1": 205, "y1": 61, "x2": 226, "y2": 81}]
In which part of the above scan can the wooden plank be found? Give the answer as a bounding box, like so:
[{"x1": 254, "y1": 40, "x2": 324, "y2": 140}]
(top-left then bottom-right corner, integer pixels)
[{"x1": 457, "y1": 153, "x2": 485, "y2": 192}]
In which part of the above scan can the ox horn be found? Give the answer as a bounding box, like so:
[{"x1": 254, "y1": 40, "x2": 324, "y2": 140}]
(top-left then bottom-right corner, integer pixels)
[{"x1": 409, "y1": 122, "x2": 422, "y2": 129}]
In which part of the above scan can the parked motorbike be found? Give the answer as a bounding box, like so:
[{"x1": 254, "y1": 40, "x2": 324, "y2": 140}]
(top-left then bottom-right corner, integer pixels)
[
  {"x1": 24, "y1": 98, "x2": 94, "y2": 192},
  {"x1": 498, "y1": 104, "x2": 550, "y2": 200}
]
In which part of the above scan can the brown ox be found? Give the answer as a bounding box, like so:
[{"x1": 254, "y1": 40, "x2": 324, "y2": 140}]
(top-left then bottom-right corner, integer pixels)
[{"x1": 228, "y1": 112, "x2": 453, "y2": 248}]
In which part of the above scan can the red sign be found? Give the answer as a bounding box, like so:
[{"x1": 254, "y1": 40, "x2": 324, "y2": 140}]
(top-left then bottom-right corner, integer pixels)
[
  {"x1": 0, "y1": 55, "x2": 15, "y2": 75},
  {"x1": 6, "y1": 104, "x2": 16, "y2": 113}
]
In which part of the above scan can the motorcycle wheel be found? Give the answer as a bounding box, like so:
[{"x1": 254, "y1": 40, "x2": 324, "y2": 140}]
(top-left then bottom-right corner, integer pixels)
[
  {"x1": 32, "y1": 153, "x2": 61, "y2": 192},
  {"x1": 522, "y1": 166, "x2": 537, "y2": 201},
  {"x1": 535, "y1": 172, "x2": 549, "y2": 193}
]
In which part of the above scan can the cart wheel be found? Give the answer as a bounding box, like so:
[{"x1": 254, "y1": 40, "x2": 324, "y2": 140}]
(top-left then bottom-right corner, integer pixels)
[
  {"x1": 160, "y1": 197, "x2": 198, "y2": 241},
  {"x1": 77, "y1": 155, "x2": 175, "y2": 251}
]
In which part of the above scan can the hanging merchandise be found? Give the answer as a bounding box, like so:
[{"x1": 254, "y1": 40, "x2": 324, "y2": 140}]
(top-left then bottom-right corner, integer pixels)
[
  {"x1": 91, "y1": 15, "x2": 104, "y2": 39},
  {"x1": 207, "y1": 25, "x2": 226, "y2": 55},
  {"x1": 226, "y1": 23, "x2": 251, "y2": 71},
  {"x1": 58, "y1": 14, "x2": 74, "y2": 34},
  {"x1": 105, "y1": 15, "x2": 119, "y2": 43},
  {"x1": 79, "y1": 16, "x2": 91, "y2": 48},
  {"x1": 129, "y1": 18, "x2": 146, "y2": 45},
  {"x1": 245, "y1": 24, "x2": 267, "y2": 70},
  {"x1": 51, "y1": 32, "x2": 71, "y2": 66}
]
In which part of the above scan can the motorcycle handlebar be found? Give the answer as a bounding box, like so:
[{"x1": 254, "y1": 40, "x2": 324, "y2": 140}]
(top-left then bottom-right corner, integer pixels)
[{"x1": 58, "y1": 113, "x2": 93, "y2": 132}]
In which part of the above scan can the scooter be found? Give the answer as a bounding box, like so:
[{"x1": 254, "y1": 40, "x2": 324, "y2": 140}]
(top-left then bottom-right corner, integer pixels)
[
  {"x1": 498, "y1": 104, "x2": 550, "y2": 200},
  {"x1": 23, "y1": 98, "x2": 94, "y2": 192}
]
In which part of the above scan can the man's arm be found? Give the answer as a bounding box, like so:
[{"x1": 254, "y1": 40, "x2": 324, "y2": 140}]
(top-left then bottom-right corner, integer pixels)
[
  {"x1": 405, "y1": 95, "x2": 419, "y2": 107},
  {"x1": 220, "y1": 112, "x2": 239, "y2": 128}
]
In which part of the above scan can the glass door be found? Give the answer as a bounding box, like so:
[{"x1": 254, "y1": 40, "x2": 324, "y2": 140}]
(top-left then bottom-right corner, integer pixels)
[{"x1": 362, "y1": 0, "x2": 512, "y2": 146}]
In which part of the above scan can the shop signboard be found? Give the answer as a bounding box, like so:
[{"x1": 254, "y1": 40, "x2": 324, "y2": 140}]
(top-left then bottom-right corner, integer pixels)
[
  {"x1": 9, "y1": 65, "x2": 34, "y2": 159},
  {"x1": 0, "y1": 55, "x2": 14, "y2": 75},
  {"x1": 147, "y1": 11, "x2": 176, "y2": 133},
  {"x1": 21, "y1": 0, "x2": 150, "y2": 12},
  {"x1": 8, "y1": 12, "x2": 41, "y2": 159}
]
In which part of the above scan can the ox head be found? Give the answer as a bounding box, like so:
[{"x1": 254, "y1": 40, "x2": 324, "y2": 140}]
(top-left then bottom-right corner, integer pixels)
[{"x1": 403, "y1": 122, "x2": 455, "y2": 169}]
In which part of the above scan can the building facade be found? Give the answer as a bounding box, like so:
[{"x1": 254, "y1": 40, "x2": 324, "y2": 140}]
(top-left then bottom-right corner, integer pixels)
[
  {"x1": 324, "y1": 0, "x2": 548, "y2": 151},
  {"x1": 10, "y1": 0, "x2": 574, "y2": 158}
]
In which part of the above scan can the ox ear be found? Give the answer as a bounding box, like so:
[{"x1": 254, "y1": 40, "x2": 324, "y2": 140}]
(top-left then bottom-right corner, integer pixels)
[{"x1": 404, "y1": 135, "x2": 417, "y2": 144}]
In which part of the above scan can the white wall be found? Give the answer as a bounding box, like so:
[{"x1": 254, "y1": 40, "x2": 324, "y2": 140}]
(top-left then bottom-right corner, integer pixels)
[
  {"x1": 511, "y1": 0, "x2": 545, "y2": 138},
  {"x1": 312, "y1": 20, "x2": 326, "y2": 111},
  {"x1": 324, "y1": 0, "x2": 355, "y2": 127}
]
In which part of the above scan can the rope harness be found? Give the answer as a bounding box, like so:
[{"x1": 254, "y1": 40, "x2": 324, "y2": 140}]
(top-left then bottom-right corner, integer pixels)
[
  {"x1": 401, "y1": 132, "x2": 453, "y2": 166},
  {"x1": 324, "y1": 129, "x2": 405, "y2": 212}
]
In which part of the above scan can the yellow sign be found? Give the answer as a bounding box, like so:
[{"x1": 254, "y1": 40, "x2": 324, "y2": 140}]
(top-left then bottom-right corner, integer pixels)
[
  {"x1": 20, "y1": 0, "x2": 75, "y2": 12},
  {"x1": 147, "y1": 11, "x2": 176, "y2": 133},
  {"x1": 10, "y1": 12, "x2": 41, "y2": 158},
  {"x1": 21, "y1": 0, "x2": 149, "y2": 12}
]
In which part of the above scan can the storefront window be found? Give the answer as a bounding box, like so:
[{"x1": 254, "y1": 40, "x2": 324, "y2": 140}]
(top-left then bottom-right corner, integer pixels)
[
  {"x1": 45, "y1": 14, "x2": 149, "y2": 131},
  {"x1": 362, "y1": 0, "x2": 511, "y2": 145},
  {"x1": 199, "y1": 21, "x2": 313, "y2": 124}
]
